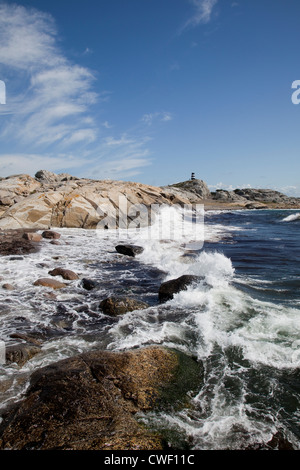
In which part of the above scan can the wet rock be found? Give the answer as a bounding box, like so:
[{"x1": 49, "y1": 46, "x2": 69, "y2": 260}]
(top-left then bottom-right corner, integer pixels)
[
  {"x1": 0, "y1": 229, "x2": 41, "y2": 255},
  {"x1": 9, "y1": 333, "x2": 42, "y2": 346},
  {"x1": 5, "y1": 343, "x2": 41, "y2": 367},
  {"x1": 48, "y1": 267, "x2": 79, "y2": 280},
  {"x1": 245, "y1": 432, "x2": 295, "y2": 450},
  {"x1": 2, "y1": 283, "x2": 15, "y2": 290},
  {"x1": 99, "y1": 296, "x2": 149, "y2": 316},
  {"x1": 0, "y1": 346, "x2": 200, "y2": 450},
  {"x1": 81, "y1": 278, "x2": 99, "y2": 290},
  {"x1": 115, "y1": 244, "x2": 144, "y2": 257},
  {"x1": 158, "y1": 275, "x2": 201, "y2": 302},
  {"x1": 42, "y1": 230, "x2": 61, "y2": 240},
  {"x1": 33, "y1": 278, "x2": 67, "y2": 289},
  {"x1": 22, "y1": 232, "x2": 42, "y2": 242}
]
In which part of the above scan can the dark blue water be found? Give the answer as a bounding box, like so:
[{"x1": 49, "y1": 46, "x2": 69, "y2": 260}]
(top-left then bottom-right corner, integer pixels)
[{"x1": 205, "y1": 210, "x2": 300, "y2": 308}]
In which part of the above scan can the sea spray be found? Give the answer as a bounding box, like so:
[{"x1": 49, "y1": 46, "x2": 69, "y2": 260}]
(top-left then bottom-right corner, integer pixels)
[{"x1": 281, "y1": 212, "x2": 300, "y2": 222}]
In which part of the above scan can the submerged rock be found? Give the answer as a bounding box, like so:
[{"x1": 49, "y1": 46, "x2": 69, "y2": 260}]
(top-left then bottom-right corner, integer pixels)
[
  {"x1": 99, "y1": 296, "x2": 149, "y2": 316},
  {"x1": 0, "y1": 346, "x2": 202, "y2": 450},
  {"x1": 115, "y1": 244, "x2": 144, "y2": 257},
  {"x1": 158, "y1": 275, "x2": 201, "y2": 302}
]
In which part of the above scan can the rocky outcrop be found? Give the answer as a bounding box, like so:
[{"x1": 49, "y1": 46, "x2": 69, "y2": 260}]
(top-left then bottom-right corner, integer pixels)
[
  {"x1": 160, "y1": 179, "x2": 211, "y2": 206},
  {"x1": 0, "y1": 174, "x2": 41, "y2": 216},
  {"x1": 0, "y1": 346, "x2": 202, "y2": 450},
  {"x1": 0, "y1": 172, "x2": 201, "y2": 231},
  {"x1": 0, "y1": 171, "x2": 299, "y2": 231},
  {"x1": 210, "y1": 188, "x2": 300, "y2": 208}
]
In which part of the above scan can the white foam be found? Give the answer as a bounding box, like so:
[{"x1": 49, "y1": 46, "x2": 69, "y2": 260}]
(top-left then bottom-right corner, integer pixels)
[{"x1": 281, "y1": 212, "x2": 300, "y2": 222}]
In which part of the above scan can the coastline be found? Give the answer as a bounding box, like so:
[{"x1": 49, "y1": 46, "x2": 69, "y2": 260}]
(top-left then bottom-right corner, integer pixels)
[{"x1": 0, "y1": 174, "x2": 300, "y2": 450}]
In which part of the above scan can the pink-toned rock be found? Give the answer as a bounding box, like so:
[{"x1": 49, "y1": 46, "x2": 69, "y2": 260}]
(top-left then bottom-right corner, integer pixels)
[
  {"x1": 22, "y1": 232, "x2": 42, "y2": 242},
  {"x1": 33, "y1": 278, "x2": 66, "y2": 289}
]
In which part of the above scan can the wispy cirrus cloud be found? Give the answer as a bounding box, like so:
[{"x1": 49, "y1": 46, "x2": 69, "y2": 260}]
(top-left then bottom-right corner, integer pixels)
[
  {"x1": 181, "y1": 0, "x2": 218, "y2": 32},
  {"x1": 0, "y1": 3, "x2": 153, "y2": 180},
  {"x1": 0, "y1": 3, "x2": 98, "y2": 149}
]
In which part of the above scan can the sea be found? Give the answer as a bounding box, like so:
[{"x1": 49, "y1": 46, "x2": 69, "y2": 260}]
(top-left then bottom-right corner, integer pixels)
[{"x1": 0, "y1": 207, "x2": 300, "y2": 451}]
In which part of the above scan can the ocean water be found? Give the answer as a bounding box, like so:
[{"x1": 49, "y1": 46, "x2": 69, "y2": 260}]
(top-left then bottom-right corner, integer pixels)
[{"x1": 0, "y1": 208, "x2": 299, "y2": 450}]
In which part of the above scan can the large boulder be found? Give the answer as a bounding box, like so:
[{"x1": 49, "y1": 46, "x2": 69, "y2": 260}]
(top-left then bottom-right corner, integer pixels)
[
  {"x1": 158, "y1": 275, "x2": 201, "y2": 302},
  {"x1": 0, "y1": 191, "x2": 63, "y2": 230},
  {"x1": 0, "y1": 346, "x2": 202, "y2": 450}
]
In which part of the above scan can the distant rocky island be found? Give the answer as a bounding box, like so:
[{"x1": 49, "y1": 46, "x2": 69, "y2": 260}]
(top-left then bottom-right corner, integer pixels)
[{"x1": 0, "y1": 170, "x2": 299, "y2": 230}]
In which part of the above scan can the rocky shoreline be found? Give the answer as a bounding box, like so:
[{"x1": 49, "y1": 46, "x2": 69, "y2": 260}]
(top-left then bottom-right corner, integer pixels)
[
  {"x1": 0, "y1": 172, "x2": 299, "y2": 450},
  {"x1": 0, "y1": 170, "x2": 299, "y2": 231},
  {"x1": 0, "y1": 346, "x2": 203, "y2": 450},
  {"x1": 0, "y1": 228, "x2": 296, "y2": 450}
]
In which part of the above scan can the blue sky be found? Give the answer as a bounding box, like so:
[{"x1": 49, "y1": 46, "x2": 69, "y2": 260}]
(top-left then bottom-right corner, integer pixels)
[{"x1": 0, "y1": 0, "x2": 300, "y2": 195}]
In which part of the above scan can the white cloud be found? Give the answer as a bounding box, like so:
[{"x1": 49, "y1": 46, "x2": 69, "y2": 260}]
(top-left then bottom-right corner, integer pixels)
[
  {"x1": 0, "y1": 4, "x2": 58, "y2": 70},
  {"x1": 0, "y1": 3, "x2": 98, "y2": 149},
  {"x1": 93, "y1": 157, "x2": 151, "y2": 180},
  {"x1": 0, "y1": 153, "x2": 89, "y2": 177},
  {"x1": 181, "y1": 0, "x2": 218, "y2": 31},
  {"x1": 208, "y1": 182, "x2": 253, "y2": 191},
  {"x1": 0, "y1": 3, "x2": 153, "y2": 181}
]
